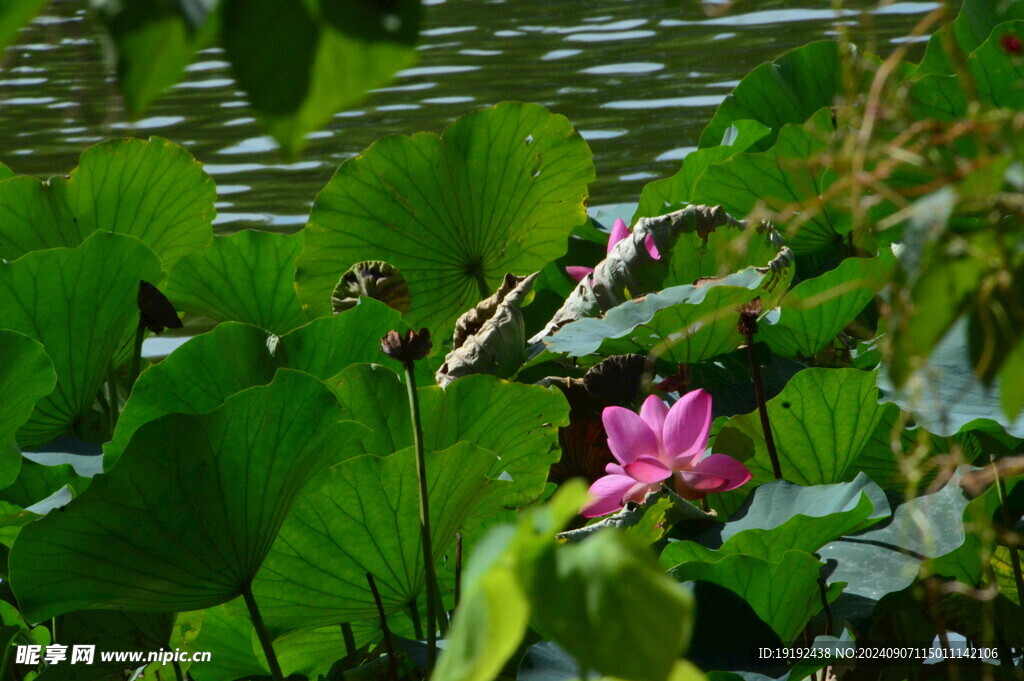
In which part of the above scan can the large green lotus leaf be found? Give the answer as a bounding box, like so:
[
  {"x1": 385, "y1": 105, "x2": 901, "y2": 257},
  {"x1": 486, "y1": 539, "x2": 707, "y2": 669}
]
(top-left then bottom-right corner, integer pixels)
[
  {"x1": 669, "y1": 550, "x2": 838, "y2": 645},
  {"x1": 525, "y1": 531, "x2": 694, "y2": 681},
  {"x1": 818, "y1": 468, "x2": 972, "y2": 602},
  {"x1": 715, "y1": 368, "x2": 886, "y2": 487},
  {"x1": 266, "y1": 620, "x2": 379, "y2": 680},
  {"x1": 0, "y1": 137, "x2": 215, "y2": 267},
  {"x1": 0, "y1": 163, "x2": 12, "y2": 180},
  {"x1": 0, "y1": 232, "x2": 162, "y2": 447},
  {"x1": 297, "y1": 101, "x2": 595, "y2": 335},
  {"x1": 329, "y1": 363, "x2": 569, "y2": 504},
  {"x1": 760, "y1": 251, "x2": 895, "y2": 359},
  {"x1": 543, "y1": 263, "x2": 792, "y2": 364},
  {"x1": 185, "y1": 604, "x2": 269, "y2": 681},
  {"x1": 912, "y1": 21, "x2": 1024, "y2": 120},
  {"x1": 10, "y1": 370, "x2": 364, "y2": 622},
  {"x1": 915, "y1": 1, "x2": 1024, "y2": 77},
  {"x1": 220, "y1": 0, "x2": 419, "y2": 157},
  {"x1": 693, "y1": 111, "x2": 846, "y2": 255},
  {"x1": 0, "y1": 332, "x2": 55, "y2": 487},
  {"x1": 633, "y1": 120, "x2": 770, "y2": 222},
  {"x1": 433, "y1": 483, "x2": 585, "y2": 681},
  {"x1": 699, "y1": 41, "x2": 845, "y2": 151},
  {"x1": 0, "y1": 0, "x2": 47, "y2": 51},
  {"x1": 94, "y1": 0, "x2": 218, "y2": 117},
  {"x1": 251, "y1": 442, "x2": 501, "y2": 634},
  {"x1": 104, "y1": 298, "x2": 402, "y2": 468},
  {"x1": 166, "y1": 230, "x2": 307, "y2": 335},
  {"x1": 662, "y1": 474, "x2": 890, "y2": 566}
]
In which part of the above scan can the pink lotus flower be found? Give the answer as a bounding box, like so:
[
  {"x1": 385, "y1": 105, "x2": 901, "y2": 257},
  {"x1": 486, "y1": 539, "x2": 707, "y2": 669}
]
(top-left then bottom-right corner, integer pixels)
[
  {"x1": 566, "y1": 218, "x2": 662, "y2": 282},
  {"x1": 581, "y1": 390, "x2": 752, "y2": 517}
]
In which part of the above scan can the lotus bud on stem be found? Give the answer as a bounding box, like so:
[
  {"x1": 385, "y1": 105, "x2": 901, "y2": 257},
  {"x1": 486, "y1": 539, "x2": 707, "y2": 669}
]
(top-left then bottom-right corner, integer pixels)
[
  {"x1": 381, "y1": 327, "x2": 440, "y2": 668},
  {"x1": 737, "y1": 300, "x2": 783, "y2": 480}
]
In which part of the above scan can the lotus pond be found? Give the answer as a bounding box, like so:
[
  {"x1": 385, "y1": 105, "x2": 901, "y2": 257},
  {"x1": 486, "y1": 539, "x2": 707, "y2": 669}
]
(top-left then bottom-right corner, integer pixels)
[{"x1": 0, "y1": 1, "x2": 1023, "y2": 681}]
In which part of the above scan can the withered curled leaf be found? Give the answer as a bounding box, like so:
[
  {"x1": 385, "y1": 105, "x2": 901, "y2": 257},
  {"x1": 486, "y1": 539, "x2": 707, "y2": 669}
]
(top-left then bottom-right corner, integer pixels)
[
  {"x1": 529, "y1": 205, "x2": 783, "y2": 344},
  {"x1": 331, "y1": 260, "x2": 411, "y2": 314},
  {"x1": 436, "y1": 272, "x2": 539, "y2": 387}
]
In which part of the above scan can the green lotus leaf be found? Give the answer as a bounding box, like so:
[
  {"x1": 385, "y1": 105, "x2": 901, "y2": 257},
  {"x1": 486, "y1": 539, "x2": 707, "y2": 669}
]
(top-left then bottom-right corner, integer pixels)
[
  {"x1": 0, "y1": 232, "x2": 162, "y2": 448},
  {"x1": 0, "y1": 332, "x2": 56, "y2": 487},
  {"x1": 166, "y1": 229, "x2": 308, "y2": 335},
  {"x1": 524, "y1": 531, "x2": 694, "y2": 681},
  {"x1": 0, "y1": 162, "x2": 12, "y2": 181},
  {"x1": 715, "y1": 368, "x2": 886, "y2": 487},
  {"x1": 10, "y1": 370, "x2": 365, "y2": 621},
  {"x1": 915, "y1": 2, "x2": 1024, "y2": 78},
  {"x1": 0, "y1": 137, "x2": 215, "y2": 268},
  {"x1": 297, "y1": 101, "x2": 595, "y2": 336},
  {"x1": 926, "y1": 476, "x2": 1020, "y2": 586},
  {"x1": 185, "y1": 604, "x2": 269, "y2": 681},
  {"x1": 328, "y1": 363, "x2": 569, "y2": 505},
  {"x1": 104, "y1": 298, "x2": 402, "y2": 468},
  {"x1": 220, "y1": 0, "x2": 420, "y2": 156},
  {"x1": 0, "y1": 0, "x2": 47, "y2": 51},
  {"x1": 760, "y1": 251, "x2": 895, "y2": 358},
  {"x1": 251, "y1": 442, "x2": 502, "y2": 634},
  {"x1": 432, "y1": 483, "x2": 586, "y2": 681},
  {"x1": 1001, "y1": 338, "x2": 1024, "y2": 419},
  {"x1": 662, "y1": 474, "x2": 890, "y2": 565},
  {"x1": 699, "y1": 41, "x2": 846, "y2": 151},
  {"x1": 0, "y1": 601, "x2": 49, "y2": 681},
  {"x1": 692, "y1": 111, "x2": 846, "y2": 255},
  {"x1": 634, "y1": 120, "x2": 770, "y2": 222},
  {"x1": 992, "y1": 546, "x2": 1022, "y2": 605},
  {"x1": 669, "y1": 550, "x2": 838, "y2": 645},
  {"x1": 542, "y1": 260, "x2": 793, "y2": 364},
  {"x1": 532, "y1": 206, "x2": 788, "y2": 343},
  {"x1": 264, "y1": 620, "x2": 380, "y2": 680},
  {"x1": 94, "y1": 0, "x2": 218, "y2": 117},
  {"x1": 818, "y1": 468, "x2": 973, "y2": 602},
  {"x1": 913, "y1": 20, "x2": 1024, "y2": 120}
]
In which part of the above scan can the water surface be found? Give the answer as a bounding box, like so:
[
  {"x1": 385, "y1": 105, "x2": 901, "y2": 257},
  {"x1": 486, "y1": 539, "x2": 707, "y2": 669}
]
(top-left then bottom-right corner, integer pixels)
[{"x1": 1, "y1": 0, "x2": 937, "y2": 230}]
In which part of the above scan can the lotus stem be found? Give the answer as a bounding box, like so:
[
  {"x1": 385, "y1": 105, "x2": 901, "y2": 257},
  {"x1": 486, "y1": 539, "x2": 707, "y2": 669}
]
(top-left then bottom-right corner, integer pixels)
[
  {"x1": 409, "y1": 598, "x2": 423, "y2": 640},
  {"x1": 991, "y1": 456, "x2": 1024, "y2": 606},
  {"x1": 454, "y1": 530, "x2": 463, "y2": 609},
  {"x1": 241, "y1": 584, "x2": 284, "y2": 681},
  {"x1": 367, "y1": 572, "x2": 398, "y2": 680},
  {"x1": 130, "y1": 321, "x2": 146, "y2": 386},
  {"x1": 106, "y1": 365, "x2": 119, "y2": 435},
  {"x1": 172, "y1": 660, "x2": 185, "y2": 681},
  {"x1": 341, "y1": 622, "x2": 357, "y2": 659},
  {"x1": 738, "y1": 309, "x2": 783, "y2": 480},
  {"x1": 402, "y1": 360, "x2": 440, "y2": 668}
]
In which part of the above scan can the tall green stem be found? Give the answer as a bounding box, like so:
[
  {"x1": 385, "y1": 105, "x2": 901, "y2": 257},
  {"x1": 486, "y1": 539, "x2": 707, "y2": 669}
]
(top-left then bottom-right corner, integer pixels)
[
  {"x1": 129, "y1": 322, "x2": 146, "y2": 386},
  {"x1": 742, "y1": 330, "x2": 782, "y2": 480},
  {"x1": 340, "y1": 622, "x2": 357, "y2": 659},
  {"x1": 403, "y1": 361, "x2": 439, "y2": 668},
  {"x1": 106, "y1": 365, "x2": 119, "y2": 435},
  {"x1": 241, "y1": 584, "x2": 284, "y2": 681}
]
